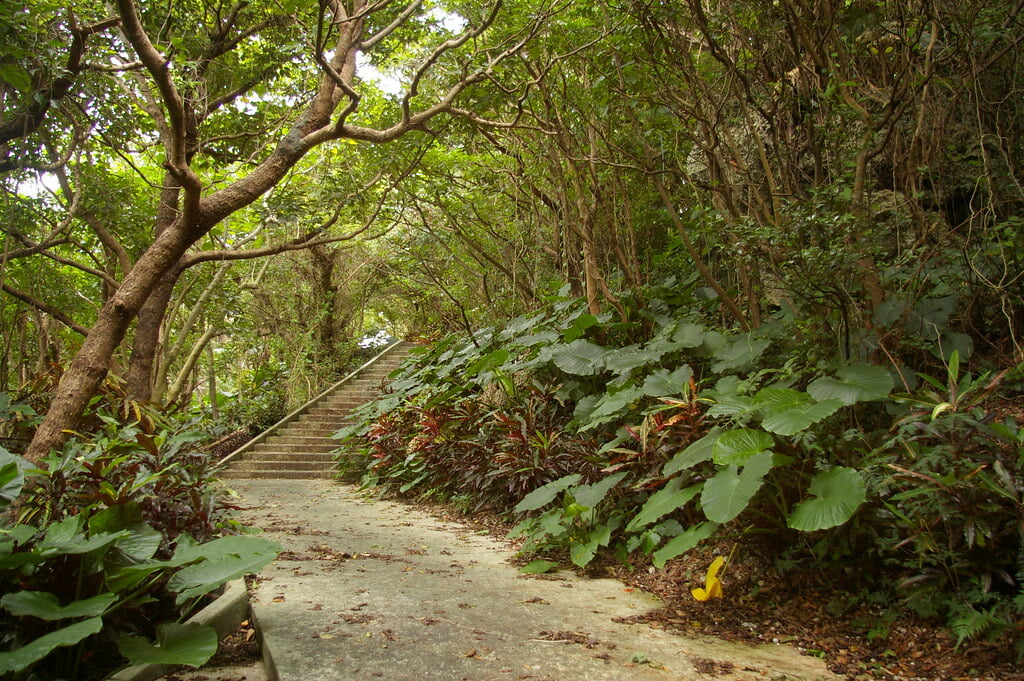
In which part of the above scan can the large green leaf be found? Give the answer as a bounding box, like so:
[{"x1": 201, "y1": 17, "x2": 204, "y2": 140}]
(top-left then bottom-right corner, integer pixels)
[
  {"x1": 519, "y1": 559, "x2": 559, "y2": 574},
  {"x1": 602, "y1": 345, "x2": 653, "y2": 374},
  {"x1": 0, "y1": 617, "x2": 103, "y2": 674},
  {"x1": 711, "y1": 429, "x2": 774, "y2": 466},
  {"x1": 118, "y1": 622, "x2": 217, "y2": 667},
  {"x1": 1, "y1": 591, "x2": 116, "y2": 620},
  {"x1": 754, "y1": 388, "x2": 844, "y2": 436},
  {"x1": 563, "y1": 313, "x2": 599, "y2": 341},
  {"x1": 711, "y1": 336, "x2": 770, "y2": 372},
  {"x1": 90, "y1": 503, "x2": 162, "y2": 563},
  {"x1": 168, "y1": 535, "x2": 281, "y2": 567},
  {"x1": 579, "y1": 387, "x2": 644, "y2": 430},
  {"x1": 501, "y1": 312, "x2": 548, "y2": 338},
  {"x1": 700, "y1": 452, "x2": 774, "y2": 523},
  {"x1": 513, "y1": 474, "x2": 582, "y2": 513},
  {"x1": 706, "y1": 394, "x2": 757, "y2": 418},
  {"x1": 651, "y1": 521, "x2": 719, "y2": 568},
  {"x1": 517, "y1": 330, "x2": 559, "y2": 347},
  {"x1": 0, "y1": 447, "x2": 28, "y2": 505},
  {"x1": 168, "y1": 548, "x2": 279, "y2": 604},
  {"x1": 572, "y1": 472, "x2": 627, "y2": 510},
  {"x1": 625, "y1": 478, "x2": 702, "y2": 532},
  {"x1": 548, "y1": 340, "x2": 608, "y2": 376},
  {"x1": 673, "y1": 322, "x2": 706, "y2": 347},
  {"x1": 569, "y1": 521, "x2": 617, "y2": 567},
  {"x1": 464, "y1": 349, "x2": 510, "y2": 377},
  {"x1": 0, "y1": 63, "x2": 31, "y2": 92},
  {"x1": 163, "y1": 535, "x2": 280, "y2": 604},
  {"x1": 663, "y1": 430, "x2": 721, "y2": 476},
  {"x1": 642, "y1": 365, "x2": 694, "y2": 397},
  {"x1": 787, "y1": 467, "x2": 867, "y2": 531},
  {"x1": 806, "y1": 363, "x2": 894, "y2": 405}
]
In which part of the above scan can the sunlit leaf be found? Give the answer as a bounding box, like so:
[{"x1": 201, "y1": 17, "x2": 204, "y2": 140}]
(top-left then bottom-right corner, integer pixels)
[
  {"x1": 625, "y1": 478, "x2": 702, "y2": 532},
  {"x1": 519, "y1": 560, "x2": 559, "y2": 574},
  {"x1": 711, "y1": 429, "x2": 773, "y2": 466}
]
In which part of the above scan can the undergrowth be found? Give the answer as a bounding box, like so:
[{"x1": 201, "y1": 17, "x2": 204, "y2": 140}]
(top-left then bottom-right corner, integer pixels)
[{"x1": 335, "y1": 284, "x2": 1024, "y2": 658}]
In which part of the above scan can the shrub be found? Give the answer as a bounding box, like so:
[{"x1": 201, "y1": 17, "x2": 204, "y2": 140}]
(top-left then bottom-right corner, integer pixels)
[{"x1": 0, "y1": 403, "x2": 279, "y2": 680}]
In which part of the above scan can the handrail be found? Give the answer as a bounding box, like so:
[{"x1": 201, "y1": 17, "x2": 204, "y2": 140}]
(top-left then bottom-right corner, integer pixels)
[{"x1": 215, "y1": 340, "x2": 407, "y2": 470}]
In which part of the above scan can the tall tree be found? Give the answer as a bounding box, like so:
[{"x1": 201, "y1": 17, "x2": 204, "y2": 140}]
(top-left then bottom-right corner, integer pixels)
[{"x1": 9, "y1": 0, "x2": 549, "y2": 463}]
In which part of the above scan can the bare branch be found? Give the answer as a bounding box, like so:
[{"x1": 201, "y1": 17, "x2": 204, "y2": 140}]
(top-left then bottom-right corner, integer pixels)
[
  {"x1": 0, "y1": 282, "x2": 90, "y2": 336},
  {"x1": 361, "y1": 0, "x2": 423, "y2": 50},
  {"x1": 401, "y1": 1, "x2": 503, "y2": 126}
]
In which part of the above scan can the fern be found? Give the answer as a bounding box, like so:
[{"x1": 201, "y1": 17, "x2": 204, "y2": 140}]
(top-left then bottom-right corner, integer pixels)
[{"x1": 949, "y1": 604, "x2": 1005, "y2": 648}]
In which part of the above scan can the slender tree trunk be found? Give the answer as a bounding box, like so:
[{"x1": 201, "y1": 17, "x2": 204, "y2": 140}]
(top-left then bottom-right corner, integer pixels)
[
  {"x1": 206, "y1": 341, "x2": 218, "y2": 420},
  {"x1": 125, "y1": 267, "x2": 180, "y2": 401}
]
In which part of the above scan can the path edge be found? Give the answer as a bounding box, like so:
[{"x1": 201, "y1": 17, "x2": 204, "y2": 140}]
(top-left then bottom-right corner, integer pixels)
[{"x1": 108, "y1": 579, "x2": 251, "y2": 681}]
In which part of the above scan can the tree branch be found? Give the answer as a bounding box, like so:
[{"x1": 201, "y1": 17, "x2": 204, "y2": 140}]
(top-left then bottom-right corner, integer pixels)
[
  {"x1": 0, "y1": 13, "x2": 119, "y2": 149},
  {"x1": 116, "y1": 0, "x2": 200, "y2": 194},
  {"x1": 0, "y1": 282, "x2": 90, "y2": 336}
]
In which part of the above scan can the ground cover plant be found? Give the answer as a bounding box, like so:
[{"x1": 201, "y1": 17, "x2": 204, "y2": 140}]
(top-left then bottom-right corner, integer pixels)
[
  {"x1": 0, "y1": 393, "x2": 279, "y2": 680},
  {"x1": 335, "y1": 283, "x2": 1024, "y2": 666}
]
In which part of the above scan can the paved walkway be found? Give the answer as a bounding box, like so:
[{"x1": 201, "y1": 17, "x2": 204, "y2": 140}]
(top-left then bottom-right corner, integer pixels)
[{"x1": 230, "y1": 479, "x2": 839, "y2": 681}]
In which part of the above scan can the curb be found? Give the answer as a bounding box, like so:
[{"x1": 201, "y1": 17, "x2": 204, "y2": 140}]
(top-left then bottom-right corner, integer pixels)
[{"x1": 108, "y1": 579, "x2": 250, "y2": 681}]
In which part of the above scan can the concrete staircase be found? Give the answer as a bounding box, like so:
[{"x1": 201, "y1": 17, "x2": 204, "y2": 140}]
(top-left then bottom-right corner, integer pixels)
[{"x1": 216, "y1": 341, "x2": 410, "y2": 480}]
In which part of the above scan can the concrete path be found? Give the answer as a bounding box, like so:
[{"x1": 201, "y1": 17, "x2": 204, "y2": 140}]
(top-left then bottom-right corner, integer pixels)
[{"x1": 232, "y1": 479, "x2": 840, "y2": 681}]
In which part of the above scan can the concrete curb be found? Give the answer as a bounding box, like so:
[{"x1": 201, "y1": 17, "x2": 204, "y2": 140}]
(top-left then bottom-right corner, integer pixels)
[{"x1": 108, "y1": 579, "x2": 250, "y2": 681}]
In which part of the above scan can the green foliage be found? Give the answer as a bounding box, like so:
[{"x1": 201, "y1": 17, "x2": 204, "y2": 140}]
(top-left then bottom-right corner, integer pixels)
[
  {"x1": 339, "y1": 282, "x2": 1022, "y2": 654},
  {"x1": 339, "y1": 288, "x2": 886, "y2": 565},
  {"x1": 864, "y1": 356, "x2": 1024, "y2": 651},
  {"x1": 0, "y1": 408, "x2": 280, "y2": 680}
]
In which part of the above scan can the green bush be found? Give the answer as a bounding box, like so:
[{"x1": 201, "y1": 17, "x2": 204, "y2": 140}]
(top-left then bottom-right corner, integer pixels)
[
  {"x1": 337, "y1": 287, "x2": 1022, "y2": 655},
  {"x1": 0, "y1": 404, "x2": 280, "y2": 680}
]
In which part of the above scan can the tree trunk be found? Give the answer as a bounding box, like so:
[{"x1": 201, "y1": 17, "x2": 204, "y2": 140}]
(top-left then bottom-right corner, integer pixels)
[
  {"x1": 125, "y1": 267, "x2": 180, "y2": 401},
  {"x1": 24, "y1": 221, "x2": 205, "y2": 462}
]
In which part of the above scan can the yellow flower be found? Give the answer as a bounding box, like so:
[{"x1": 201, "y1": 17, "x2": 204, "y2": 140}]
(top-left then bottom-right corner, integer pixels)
[{"x1": 691, "y1": 556, "x2": 725, "y2": 601}]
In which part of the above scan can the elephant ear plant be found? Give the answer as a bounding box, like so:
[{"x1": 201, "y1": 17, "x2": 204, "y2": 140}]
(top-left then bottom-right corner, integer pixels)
[{"x1": 0, "y1": 413, "x2": 280, "y2": 681}]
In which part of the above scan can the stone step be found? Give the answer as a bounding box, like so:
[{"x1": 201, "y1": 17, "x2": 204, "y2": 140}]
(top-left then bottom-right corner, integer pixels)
[
  {"x1": 218, "y1": 468, "x2": 334, "y2": 480},
  {"x1": 323, "y1": 393, "x2": 380, "y2": 404},
  {"x1": 251, "y1": 442, "x2": 336, "y2": 454},
  {"x1": 294, "y1": 415, "x2": 352, "y2": 427},
  {"x1": 269, "y1": 435, "x2": 339, "y2": 446},
  {"x1": 218, "y1": 343, "x2": 410, "y2": 480},
  {"x1": 241, "y1": 451, "x2": 335, "y2": 462},
  {"x1": 225, "y1": 458, "x2": 332, "y2": 471}
]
